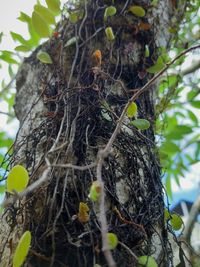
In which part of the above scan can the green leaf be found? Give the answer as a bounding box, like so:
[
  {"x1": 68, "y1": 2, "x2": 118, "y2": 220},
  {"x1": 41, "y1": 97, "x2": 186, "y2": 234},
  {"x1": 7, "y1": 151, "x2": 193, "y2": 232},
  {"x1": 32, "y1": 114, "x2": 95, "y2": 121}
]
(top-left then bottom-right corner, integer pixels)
[
  {"x1": 146, "y1": 56, "x2": 165, "y2": 74},
  {"x1": 138, "y1": 256, "x2": 158, "y2": 267},
  {"x1": 187, "y1": 110, "x2": 198, "y2": 125},
  {"x1": 165, "y1": 175, "x2": 172, "y2": 200},
  {"x1": 0, "y1": 184, "x2": 5, "y2": 193},
  {"x1": 191, "y1": 101, "x2": 200, "y2": 109},
  {"x1": 170, "y1": 214, "x2": 183, "y2": 231},
  {"x1": 34, "y1": 4, "x2": 56, "y2": 25},
  {"x1": 37, "y1": 51, "x2": 53, "y2": 64},
  {"x1": 131, "y1": 119, "x2": 150, "y2": 130},
  {"x1": 145, "y1": 45, "x2": 150, "y2": 57},
  {"x1": 15, "y1": 45, "x2": 31, "y2": 52},
  {"x1": 166, "y1": 125, "x2": 193, "y2": 140},
  {"x1": 0, "y1": 51, "x2": 18, "y2": 64},
  {"x1": 7, "y1": 165, "x2": 29, "y2": 194},
  {"x1": 89, "y1": 181, "x2": 101, "y2": 201},
  {"x1": 64, "y1": 36, "x2": 79, "y2": 47},
  {"x1": 107, "y1": 233, "x2": 118, "y2": 250},
  {"x1": 105, "y1": 27, "x2": 115, "y2": 41},
  {"x1": 18, "y1": 12, "x2": 31, "y2": 23},
  {"x1": 104, "y1": 6, "x2": 117, "y2": 21},
  {"x1": 160, "y1": 141, "x2": 180, "y2": 155},
  {"x1": 164, "y1": 209, "x2": 170, "y2": 222},
  {"x1": 69, "y1": 13, "x2": 78, "y2": 23},
  {"x1": 32, "y1": 11, "x2": 50, "y2": 38},
  {"x1": 45, "y1": 0, "x2": 60, "y2": 15},
  {"x1": 187, "y1": 90, "x2": 197, "y2": 101},
  {"x1": 0, "y1": 32, "x2": 3, "y2": 43},
  {"x1": 151, "y1": 0, "x2": 158, "y2": 6},
  {"x1": 13, "y1": 231, "x2": 31, "y2": 267},
  {"x1": 174, "y1": 125, "x2": 193, "y2": 135},
  {"x1": 10, "y1": 32, "x2": 28, "y2": 46},
  {"x1": 127, "y1": 102, "x2": 137, "y2": 118},
  {"x1": 129, "y1": 5, "x2": 146, "y2": 17}
]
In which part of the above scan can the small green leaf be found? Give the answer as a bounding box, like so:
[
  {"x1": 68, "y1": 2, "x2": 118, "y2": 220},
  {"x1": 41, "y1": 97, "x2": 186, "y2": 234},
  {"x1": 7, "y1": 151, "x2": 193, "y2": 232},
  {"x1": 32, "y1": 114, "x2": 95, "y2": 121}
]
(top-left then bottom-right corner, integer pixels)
[
  {"x1": 138, "y1": 256, "x2": 158, "y2": 267},
  {"x1": 160, "y1": 141, "x2": 180, "y2": 155},
  {"x1": 17, "y1": 12, "x2": 31, "y2": 23},
  {"x1": 89, "y1": 181, "x2": 101, "y2": 201},
  {"x1": 7, "y1": 165, "x2": 29, "y2": 194},
  {"x1": 0, "y1": 184, "x2": 5, "y2": 193},
  {"x1": 107, "y1": 233, "x2": 118, "y2": 250},
  {"x1": 187, "y1": 110, "x2": 198, "y2": 125},
  {"x1": 131, "y1": 119, "x2": 150, "y2": 130},
  {"x1": 0, "y1": 32, "x2": 3, "y2": 43},
  {"x1": 187, "y1": 90, "x2": 197, "y2": 101},
  {"x1": 37, "y1": 51, "x2": 53, "y2": 64},
  {"x1": 164, "y1": 209, "x2": 170, "y2": 222},
  {"x1": 64, "y1": 36, "x2": 79, "y2": 47},
  {"x1": 0, "y1": 51, "x2": 18, "y2": 64},
  {"x1": 104, "y1": 6, "x2": 117, "y2": 21},
  {"x1": 146, "y1": 56, "x2": 165, "y2": 74},
  {"x1": 170, "y1": 214, "x2": 183, "y2": 231},
  {"x1": 129, "y1": 5, "x2": 146, "y2": 17},
  {"x1": 32, "y1": 11, "x2": 50, "y2": 38},
  {"x1": 151, "y1": 0, "x2": 158, "y2": 6},
  {"x1": 191, "y1": 101, "x2": 200, "y2": 109},
  {"x1": 15, "y1": 45, "x2": 31, "y2": 52},
  {"x1": 145, "y1": 45, "x2": 150, "y2": 57},
  {"x1": 34, "y1": 4, "x2": 56, "y2": 25},
  {"x1": 105, "y1": 27, "x2": 115, "y2": 41},
  {"x1": 13, "y1": 231, "x2": 31, "y2": 267},
  {"x1": 165, "y1": 175, "x2": 172, "y2": 200},
  {"x1": 69, "y1": 13, "x2": 78, "y2": 23},
  {"x1": 10, "y1": 32, "x2": 28, "y2": 46},
  {"x1": 45, "y1": 0, "x2": 60, "y2": 15},
  {"x1": 127, "y1": 102, "x2": 137, "y2": 118}
]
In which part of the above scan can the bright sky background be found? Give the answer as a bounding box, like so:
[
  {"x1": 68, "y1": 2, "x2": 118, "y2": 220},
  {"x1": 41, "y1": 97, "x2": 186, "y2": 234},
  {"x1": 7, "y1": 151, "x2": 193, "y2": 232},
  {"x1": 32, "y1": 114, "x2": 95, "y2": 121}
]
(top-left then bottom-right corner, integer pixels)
[{"x1": 0, "y1": 1, "x2": 199, "y2": 204}]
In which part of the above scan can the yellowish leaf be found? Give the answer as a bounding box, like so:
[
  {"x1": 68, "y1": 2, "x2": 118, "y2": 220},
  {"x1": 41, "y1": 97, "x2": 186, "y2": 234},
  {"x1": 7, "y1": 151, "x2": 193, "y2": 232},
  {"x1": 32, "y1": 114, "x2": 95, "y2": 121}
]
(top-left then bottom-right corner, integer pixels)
[
  {"x1": 7, "y1": 165, "x2": 29, "y2": 194},
  {"x1": 13, "y1": 231, "x2": 32, "y2": 267},
  {"x1": 78, "y1": 202, "x2": 90, "y2": 223},
  {"x1": 89, "y1": 181, "x2": 101, "y2": 201},
  {"x1": 129, "y1": 6, "x2": 146, "y2": 17}
]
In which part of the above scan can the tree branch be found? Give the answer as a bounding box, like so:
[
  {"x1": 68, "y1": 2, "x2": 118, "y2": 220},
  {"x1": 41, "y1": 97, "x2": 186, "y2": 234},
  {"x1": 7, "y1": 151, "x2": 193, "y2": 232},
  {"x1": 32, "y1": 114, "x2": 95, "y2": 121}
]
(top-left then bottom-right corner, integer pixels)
[{"x1": 182, "y1": 195, "x2": 200, "y2": 243}]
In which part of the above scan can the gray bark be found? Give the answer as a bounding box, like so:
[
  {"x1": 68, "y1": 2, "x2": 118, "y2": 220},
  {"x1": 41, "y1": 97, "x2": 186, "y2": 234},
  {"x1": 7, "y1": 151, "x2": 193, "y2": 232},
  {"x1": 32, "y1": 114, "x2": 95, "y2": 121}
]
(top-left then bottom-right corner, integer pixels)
[{"x1": 0, "y1": 0, "x2": 187, "y2": 266}]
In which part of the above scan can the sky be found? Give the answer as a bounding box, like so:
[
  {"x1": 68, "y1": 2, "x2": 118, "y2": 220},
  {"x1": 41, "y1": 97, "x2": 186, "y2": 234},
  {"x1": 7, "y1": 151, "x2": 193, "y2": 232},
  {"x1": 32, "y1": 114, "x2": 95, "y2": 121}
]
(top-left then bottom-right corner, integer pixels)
[{"x1": 0, "y1": 0, "x2": 199, "y2": 207}]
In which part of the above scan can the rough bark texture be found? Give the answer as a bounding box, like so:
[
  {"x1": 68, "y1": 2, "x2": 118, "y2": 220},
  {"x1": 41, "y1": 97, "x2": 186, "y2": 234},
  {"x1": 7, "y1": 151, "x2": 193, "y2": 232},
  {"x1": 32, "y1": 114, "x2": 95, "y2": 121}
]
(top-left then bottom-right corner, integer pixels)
[{"x1": 0, "y1": 0, "x2": 187, "y2": 266}]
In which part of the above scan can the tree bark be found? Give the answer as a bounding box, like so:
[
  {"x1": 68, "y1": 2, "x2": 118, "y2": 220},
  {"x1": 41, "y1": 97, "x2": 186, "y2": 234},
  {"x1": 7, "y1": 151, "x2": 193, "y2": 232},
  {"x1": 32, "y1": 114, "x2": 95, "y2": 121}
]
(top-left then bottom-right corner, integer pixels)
[{"x1": 0, "y1": 1, "x2": 187, "y2": 266}]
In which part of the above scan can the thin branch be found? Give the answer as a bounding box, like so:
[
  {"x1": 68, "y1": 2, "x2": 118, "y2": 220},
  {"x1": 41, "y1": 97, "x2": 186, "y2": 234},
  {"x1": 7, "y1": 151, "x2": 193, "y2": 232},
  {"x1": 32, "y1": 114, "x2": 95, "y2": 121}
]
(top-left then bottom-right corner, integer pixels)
[
  {"x1": 118, "y1": 241, "x2": 138, "y2": 261},
  {"x1": 95, "y1": 44, "x2": 200, "y2": 267},
  {"x1": 51, "y1": 162, "x2": 96, "y2": 170},
  {"x1": 0, "y1": 75, "x2": 16, "y2": 98},
  {"x1": 0, "y1": 111, "x2": 14, "y2": 117},
  {"x1": 182, "y1": 195, "x2": 200, "y2": 243}
]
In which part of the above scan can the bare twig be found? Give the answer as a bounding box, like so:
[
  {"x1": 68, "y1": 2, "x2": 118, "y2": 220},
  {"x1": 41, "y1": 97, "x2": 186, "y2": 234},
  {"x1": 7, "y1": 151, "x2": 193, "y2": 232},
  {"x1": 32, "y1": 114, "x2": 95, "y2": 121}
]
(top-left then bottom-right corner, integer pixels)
[
  {"x1": 0, "y1": 75, "x2": 16, "y2": 98},
  {"x1": 0, "y1": 111, "x2": 14, "y2": 117},
  {"x1": 51, "y1": 162, "x2": 96, "y2": 170},
  {"x1": 118, "y1": 241, "x2": 138, "y2": 261}
]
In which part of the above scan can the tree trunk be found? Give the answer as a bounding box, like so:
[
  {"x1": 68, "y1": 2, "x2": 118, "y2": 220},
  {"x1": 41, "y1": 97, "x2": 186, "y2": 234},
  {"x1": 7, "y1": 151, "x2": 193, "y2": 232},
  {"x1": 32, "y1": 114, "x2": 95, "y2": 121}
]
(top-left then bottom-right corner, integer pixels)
[{"x1": 0, "y1": 1, "x2": 187, "y2": 266}]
